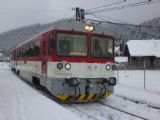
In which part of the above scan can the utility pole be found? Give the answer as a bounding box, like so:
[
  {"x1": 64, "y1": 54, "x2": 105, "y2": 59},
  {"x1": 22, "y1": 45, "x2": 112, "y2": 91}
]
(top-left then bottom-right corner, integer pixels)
[{"x1": 144, "y1": 60, "x2": 146, "y2": 90}]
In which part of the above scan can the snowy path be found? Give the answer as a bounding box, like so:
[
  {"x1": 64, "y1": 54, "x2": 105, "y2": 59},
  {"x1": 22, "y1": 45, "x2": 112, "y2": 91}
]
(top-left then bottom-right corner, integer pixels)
[{"x1": 0, "y1": 62, "x2": 82, "y2": 120}]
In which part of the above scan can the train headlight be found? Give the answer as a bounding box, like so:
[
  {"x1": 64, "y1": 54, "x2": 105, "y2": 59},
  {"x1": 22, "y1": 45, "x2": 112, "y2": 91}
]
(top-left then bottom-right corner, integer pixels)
[
  {"x1": 65, "y1": 63, "x2": 71, "y2": 70},
  {"x1": 85, "y1": 26, "x2": 90, "y2": 31},
  {"x1": 112, "y1": 64, "x2": 117, "y2": 70},
  {"x1": 57, "y1": 63, "x2": 63, "y2": 70},
  {"x1": 106, "y1": 64, "x2": 111, "y2": 70},
  {"x1": 85, "y1": 25, "x2": 95, "y2": 32},
  {"x1": 108, "y1": 77, "x2": 116, "y2": 86}
]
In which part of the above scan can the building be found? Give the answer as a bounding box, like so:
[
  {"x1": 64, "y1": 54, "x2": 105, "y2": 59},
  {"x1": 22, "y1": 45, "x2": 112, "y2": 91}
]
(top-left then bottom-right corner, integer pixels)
[{"x1": 123, "y1": 40, "x2": 160, "y2": 69}]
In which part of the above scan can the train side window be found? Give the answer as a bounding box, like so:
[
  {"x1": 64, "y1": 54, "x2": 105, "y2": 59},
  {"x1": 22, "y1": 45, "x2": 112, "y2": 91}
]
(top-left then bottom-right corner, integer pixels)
[
  {"x1": 18, "y1": 48, "x2": 20, "y2": 58},
  {"x1": 28, "y1": 44, "x2": 31, "y2": 57},
  {"x1": 17, "y1": 49, "x2": 19, "y2": 58},
  {"x1": 25, "y1": 45, "x2": 29, "y2": 57},
  {"x1": 24, "y1": 45, "x2": 27, "y2": 57},
  {"x1": 29, "y1": 43, "x2": 34, "y2": 56},
  {"x1": 22, "y1": 46, "x2": 25, "y2": 57},
  {"x1": 42, "y1": 41, "x2": 46, "y2": 56},
  {"x1": 19, "y1": 48, "x2": 22, "y2": 58},
  {"x1": 34, "y1": 40, "x2": 40, "y2": 56}
]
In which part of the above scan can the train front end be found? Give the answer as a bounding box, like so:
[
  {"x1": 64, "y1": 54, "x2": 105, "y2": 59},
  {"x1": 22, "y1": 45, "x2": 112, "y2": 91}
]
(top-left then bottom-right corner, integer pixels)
[{"x1": 46, "y1": 23, "x2": 117, "y2": 102}]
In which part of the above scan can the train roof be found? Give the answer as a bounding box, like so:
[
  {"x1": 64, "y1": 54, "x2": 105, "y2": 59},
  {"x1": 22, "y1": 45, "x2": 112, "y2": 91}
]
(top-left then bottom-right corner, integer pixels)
[
  {"x1": 53, "y1": 21, "x2": 114, "y2": 35},
  {"x1": 15, "y1": 21, "x2": 114, "y2": 49}
]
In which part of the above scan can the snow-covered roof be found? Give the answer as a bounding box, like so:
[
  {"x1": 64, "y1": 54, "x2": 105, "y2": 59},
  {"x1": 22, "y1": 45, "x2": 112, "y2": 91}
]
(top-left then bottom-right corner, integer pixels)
[{"x1": 125, "y1": 40, "x2": 160, "y2": 57}]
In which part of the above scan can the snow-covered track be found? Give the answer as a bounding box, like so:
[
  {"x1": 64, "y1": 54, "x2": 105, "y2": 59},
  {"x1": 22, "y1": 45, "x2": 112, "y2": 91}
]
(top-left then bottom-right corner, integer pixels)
[
  {"x1": 62, "y1": 102, "x2": 148, "y2": 120},
  {"x1": 64, "y1": 104, "x2": 98, "y2": 120},
  {"x1": 98, "y1": 101, "x2": 149, "y2": 120}
]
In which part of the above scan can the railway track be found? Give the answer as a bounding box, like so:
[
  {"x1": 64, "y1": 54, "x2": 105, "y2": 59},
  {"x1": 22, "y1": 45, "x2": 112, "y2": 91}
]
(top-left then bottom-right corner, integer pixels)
[
  {"x1": 15, "y1": 73, "x2": 153, "y2": 120},
  {"x1": 98, "y1": 101, "x2": 149, "y2": 120},
  {"x1": 16, "y1": 75, "x2": 152, "y2": 120},
  {"x1": 65, "y1": 104, "x2": 99, "y2": 120},
  {"x1": 66, "y1": 104, "x2": 98, "y2": 120},
  {"x1": 63, "y1": 101, "x2": 150, "y2": 120}
]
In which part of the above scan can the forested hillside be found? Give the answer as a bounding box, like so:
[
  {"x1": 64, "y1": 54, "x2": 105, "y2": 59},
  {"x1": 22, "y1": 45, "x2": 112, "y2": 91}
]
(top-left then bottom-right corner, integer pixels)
[
  {"x1": 0, "y1": 23, "x2": 53, "y2": 55},
  {"x1": 116, "y1": 17, "x2": 160, "y2": 44}
]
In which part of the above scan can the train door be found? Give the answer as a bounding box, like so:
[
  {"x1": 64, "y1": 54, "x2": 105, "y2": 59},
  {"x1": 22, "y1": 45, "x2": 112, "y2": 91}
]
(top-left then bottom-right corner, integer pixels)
[{"x1": 41, "y1": 35, "x2": 48, "y2": 75}]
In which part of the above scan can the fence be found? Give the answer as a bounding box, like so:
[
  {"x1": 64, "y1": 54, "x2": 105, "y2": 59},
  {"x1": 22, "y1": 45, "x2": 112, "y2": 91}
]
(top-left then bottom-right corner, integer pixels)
[
  {"x1": 116, "y1": 62, "x2": 160, "y2": 93},
  {"x1": 118, "y1": 61, "x2": 160, "y2": 70}
]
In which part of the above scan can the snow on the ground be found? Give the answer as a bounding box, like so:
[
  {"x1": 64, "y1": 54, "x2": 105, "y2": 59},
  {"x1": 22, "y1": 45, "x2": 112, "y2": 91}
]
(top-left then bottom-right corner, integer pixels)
[
  {"x1": 64, "y1": 91, "x2": 160, "y2": 120},
  {"x1": 1, "y1": 62, "x2": 160, "y2": 120},
  {"x1": 64, "y1": 103, "x2": 142, "y2": 120},
  {"x1": 102, "y1": 95, "x2": 160, "y2": 120},
  {"x1": 0, "y1": 62, "x2": 82, "y2": 120},
  {"x1": 64, "y1": 70, "x2": 160, "y2": 120},
  {"x1": 116, "y1": 70, "x2": 160, "y2": 93},
  {"x1": 115, "y1": 85, "x2": 160, "y2": 108},
  {"x1": 115, "y1": 70, "x2": 160, "y2": 108}
]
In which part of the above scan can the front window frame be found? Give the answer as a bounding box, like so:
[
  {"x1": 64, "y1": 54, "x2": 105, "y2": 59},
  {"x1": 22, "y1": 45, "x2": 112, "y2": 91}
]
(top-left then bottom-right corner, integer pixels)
[
  {"x1": 56, "y1": 32, "x2": 88, "y2": 57},
  {"x1": 91, "y1": 35, "x2": 114, "y2": 59}
]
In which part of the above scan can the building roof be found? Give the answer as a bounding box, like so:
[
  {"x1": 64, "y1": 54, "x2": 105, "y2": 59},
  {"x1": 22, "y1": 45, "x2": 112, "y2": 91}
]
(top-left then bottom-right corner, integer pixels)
[{"x1": 125, "y1": 40, "x2": 160, "y2": 57}]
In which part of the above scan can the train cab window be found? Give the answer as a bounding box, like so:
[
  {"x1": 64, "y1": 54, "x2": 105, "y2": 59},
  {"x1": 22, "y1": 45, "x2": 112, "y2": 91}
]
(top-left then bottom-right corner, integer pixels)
[
  {"x1": 57, "y1": 33, "x2": 87, "y2": 57},
  {"x1": 91, "y1": 36, "x2": 113, "y2": 58},
  {"x1": 58, "y1": 40, "x2": 70, "y2": 55}
]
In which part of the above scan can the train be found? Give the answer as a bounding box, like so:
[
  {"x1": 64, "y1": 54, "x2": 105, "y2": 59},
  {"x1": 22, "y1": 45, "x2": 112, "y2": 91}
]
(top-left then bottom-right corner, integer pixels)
[{"x1": 10, "y1": 21, "x2": 117, "y2": 102}]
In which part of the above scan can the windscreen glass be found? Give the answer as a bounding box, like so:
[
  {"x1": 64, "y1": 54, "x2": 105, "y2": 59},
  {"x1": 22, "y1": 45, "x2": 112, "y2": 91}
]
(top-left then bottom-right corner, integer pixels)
[
  {"x1": 91, "y1": 36, "x2": 113, "y2": 58},
  {"x1": 57, "y1": 33, "x2": 87, "y2": 57}
]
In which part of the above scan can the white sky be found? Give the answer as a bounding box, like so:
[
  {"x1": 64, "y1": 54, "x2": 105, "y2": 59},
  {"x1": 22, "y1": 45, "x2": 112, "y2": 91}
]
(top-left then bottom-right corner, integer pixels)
[{"x1": 0, "y1": 0, "x2": 160, "y2": 33}]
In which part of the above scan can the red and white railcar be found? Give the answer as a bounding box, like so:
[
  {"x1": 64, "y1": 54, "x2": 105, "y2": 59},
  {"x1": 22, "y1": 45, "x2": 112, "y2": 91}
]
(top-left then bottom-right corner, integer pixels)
[{"x1": 10, "y1": 22, "x2": 117, "y2": 102}]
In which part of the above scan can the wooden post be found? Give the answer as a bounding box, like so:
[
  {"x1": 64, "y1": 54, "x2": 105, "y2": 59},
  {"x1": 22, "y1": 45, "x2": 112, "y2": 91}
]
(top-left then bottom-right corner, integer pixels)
[{"x1": 144, "y1": 60, "x2": 146, "y2": 90}]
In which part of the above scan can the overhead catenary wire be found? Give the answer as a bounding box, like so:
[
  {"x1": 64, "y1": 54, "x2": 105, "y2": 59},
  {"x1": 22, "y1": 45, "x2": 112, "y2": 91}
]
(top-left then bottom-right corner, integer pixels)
[
  {"x1": 89, "y1": 14, "x2": 160, "y2": 28},
  {"x1": 86, "y1": 0, "x2": 127, "y2": 12},
  {"x1": 89, "y1": 14, "x2": 159, "y2": 39},
  {"x1": 87, "y1": 0, "x2": 149, "y2": 14},
  {"x1": 87, "y1": 0, "x2": 160, "y2": 15},
  {"x1": 95, "y1": 14, "x2": 132, "y2": 24}
]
